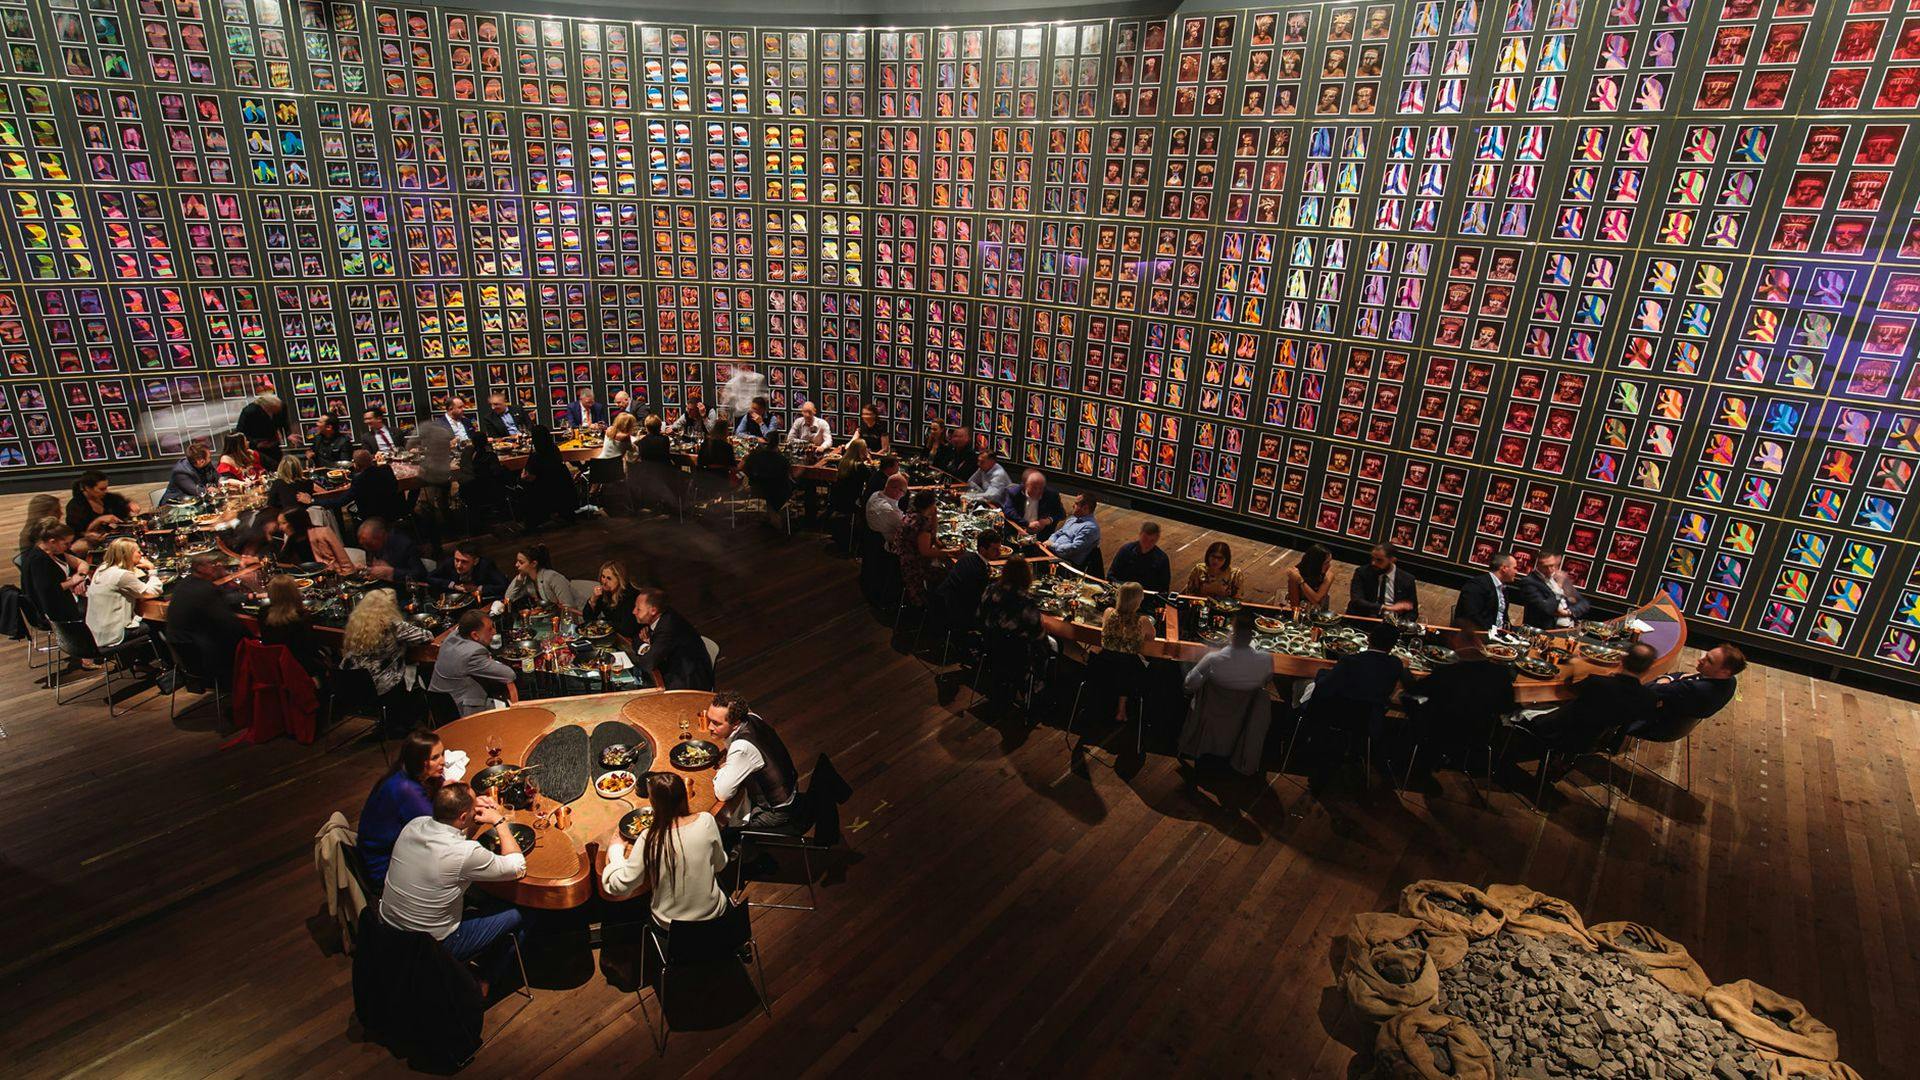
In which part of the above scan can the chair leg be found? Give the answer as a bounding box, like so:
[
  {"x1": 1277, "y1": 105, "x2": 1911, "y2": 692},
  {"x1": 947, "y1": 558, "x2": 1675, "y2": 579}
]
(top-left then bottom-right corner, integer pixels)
[
  {"x1": 745, "y1": 938, "x2": 773, "y2": 1018},
  {"x1": 635, "y1": 929, "x2": 667, "y2": 1055},
  {"x1": 1066, "y1": 680, "x2": 1085, "y2": 738},
  {"x1": 1276, "y1": 711, "x2": 1307, "y2": 776},
  {"x1": 104, "y1": 663, "x2": 119, "y2": 718},
  {"x1": 1400, "y1": 744, "x2": 1420, "y2": 792},
  {"x1": 1683, "y1": 734, "x2": 1692, "y2": 792},
  {"x1": 1534, "y1": 750, "x2": 1554, "y2": 813}
]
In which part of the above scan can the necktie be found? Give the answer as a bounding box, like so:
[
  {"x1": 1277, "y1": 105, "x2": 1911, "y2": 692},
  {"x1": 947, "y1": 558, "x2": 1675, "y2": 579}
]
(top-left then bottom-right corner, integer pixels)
[{"x1": 1493, "y1": 580, "x2": 1505, "y2": 627}]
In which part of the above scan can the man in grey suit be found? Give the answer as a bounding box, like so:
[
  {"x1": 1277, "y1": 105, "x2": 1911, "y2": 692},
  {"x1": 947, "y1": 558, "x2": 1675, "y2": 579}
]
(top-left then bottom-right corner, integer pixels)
[{"x1": 429, "y1": 609, "x2": 520, "y2": 716}]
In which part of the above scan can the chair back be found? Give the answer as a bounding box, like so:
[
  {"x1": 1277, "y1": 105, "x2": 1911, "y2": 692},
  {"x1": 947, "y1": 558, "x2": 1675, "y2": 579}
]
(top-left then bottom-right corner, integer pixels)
[
  {"x1": 162, "y1": 627, "x2": 211, "y2": 687},
  {"x1": 345, "y1": 546, "x2": 368, "y2": 567},
  {"x1": 332, "y1": 667, "x2": 383, "y2": 715},
  {"x1": 661, "y1": 900, "x2": 753, "y2": 964},
  {"x1": 53, "y1": 619, "x2": 102, "y2": 661},
  {"x1": 16, "y1": 586, "x2": 48, "y2": 632},
  {"x1": 1630, "y1": 709, "x2": 1708, "y2": 746},
  {"x1": 569, "y1": 580, "x2": 598, "y2": 608},
  {"x1": 424, "y1": 690, "x2": 461, "y2": 728},
  {"x1": 148, "y1": 487, "x2": 167, "y2": 508},
  {"x1": 587, "y1": 457, "x2": 625, "y2": 484}
]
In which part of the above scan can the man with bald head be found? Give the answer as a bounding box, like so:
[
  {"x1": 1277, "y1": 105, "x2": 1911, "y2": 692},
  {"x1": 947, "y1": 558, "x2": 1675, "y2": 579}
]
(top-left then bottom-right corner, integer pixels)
[{"x1": 1000, "y1": 469, "x2": 1065, "y2": 540}]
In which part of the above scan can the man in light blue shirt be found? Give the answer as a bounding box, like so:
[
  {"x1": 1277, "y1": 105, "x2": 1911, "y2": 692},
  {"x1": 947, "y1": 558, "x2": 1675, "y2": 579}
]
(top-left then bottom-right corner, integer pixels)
[
  {"x1": 1048, "y1": 492, "x2": 1103, "y2": 572},
  {"x1": 965, "y1": 448, "x2": 1012, "y2": 504}
]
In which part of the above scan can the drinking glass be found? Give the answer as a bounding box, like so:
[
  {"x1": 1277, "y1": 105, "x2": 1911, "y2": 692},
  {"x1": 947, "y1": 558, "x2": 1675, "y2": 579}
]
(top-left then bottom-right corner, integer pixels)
[{"x1": 485, "y1": 732, "x2": 503, "y2": 765}]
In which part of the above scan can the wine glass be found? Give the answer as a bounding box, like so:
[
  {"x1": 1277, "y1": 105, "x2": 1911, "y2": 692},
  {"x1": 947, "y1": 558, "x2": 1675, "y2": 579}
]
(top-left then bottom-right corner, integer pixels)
[
  {"x1": 680, "y1": 714, "x2": 694, "y2": 741},
  {"x1": 485, "y1": 732, "x2": 503, "y2": 766}
]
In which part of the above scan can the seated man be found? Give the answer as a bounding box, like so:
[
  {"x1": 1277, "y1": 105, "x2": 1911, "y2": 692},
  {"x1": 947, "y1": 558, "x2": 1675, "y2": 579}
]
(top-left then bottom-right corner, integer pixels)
[
  {"x1": 307, "y1": 414, "x2": 355, "y2": 465},
  {"x1": 1106, "y1": 521, "x2": 1171, "y2": 595},
  {"x1": 1636, "y1": 644, "x2": 1744, "y2": 734},
  {"x1": 1405, "y1": 626, "x2": 1516, "y2": 764},
  {"x1": 165, "y1": 552, "x2": 253, "y2": 686},
  {"x1": 163, "y1": 443, "x2": 220, "y2": 504},
  {"x1": 629, "y1": 587, "x2": 714, "y2": 691},
  {"x1": 704, "y1": 691, "x2": 806, "y2": 835},
  {"x1": 933, "y1": 528, "x2": 1002, "y2": 632},
  {"x1": 786, "y1": 401, "x2": 834, "y2": 453},
  {"x1": 1047, "y1": 493, "x2": 1103, "y2": 573},
  {"x1": 1177, "y1": 609, "x2": 1278, "y2": 773},
  {"x1": 1453, "y1": 553, "x2": 1519, "y2": 631},
  {"x1": 964, "y1": 448, "x2": 1011, "y2": 505},
  {"x1": 428, "y1": 610, "x2": 520, "y2": 717},
  {"x1": 934, "y1": 425, "x2": 975, "y2": 478},
  {"x1": 1516, "y1": 550, "x2": 1590, "y2": 630},
  {"x1": 478, "y1": 392, "x2": 531, "y2": 441},
  {"x1": 379, "y1": 782, "x2": 527, "y2": 996},
  {"x1": 1307, "y1": 619, "x2": 1409, "y2": 736},
  {"x1": 1000, "y1": 470, "x2": 1065, "y2": 540},
  {"x1": 427, "y1": 542, "x2": 509, "y2": 603},
  {"x1": 1527, "y1": 641, "x2": 1658, "y2": 755},
  {"x1": 864, "y1": 473, "x2": 909, "y2": 540},
  {"x1": 319, "y1": 449, "x2": 408, "y2": 525},
  {"x1": 357, "y1": 518, "x2": 427, "y2": 586},
  {"x1": 357, "y1": 408, "x2": 402, "y2": 458},
  {"x1": 634, "y1": 414, "x2": 673, "y2": 463},
  {"x1": 741, "y1": 431, "x2": 794, "y2": 526},
  {"x1": 1346, "y1": 542, "x2": 1419, "y2": 621}
]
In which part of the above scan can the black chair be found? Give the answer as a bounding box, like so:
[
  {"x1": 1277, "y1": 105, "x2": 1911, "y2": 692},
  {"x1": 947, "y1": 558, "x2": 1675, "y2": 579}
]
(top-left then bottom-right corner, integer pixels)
[
  {"x1": 324, "y1": 667, "x2": 391, "y2": 763},
  {"x1": 1611, "y1": 711, "x2": 1709, "y2": 797},
  {"x1": 424, "y1": 689, "x2": 461, "y2": 728},
  {"x1": 635, "y1": 900, "x2": 770, "y2": 1053},
  {"x1": 731, "y1": 753, "x2": 853, "y2": 913},
  {"x1": 17, "y1": 587, "x2": 52, "y2": 671},
  {"x1": 50, "y1": 620, "x2": 153, "y2": 717},
  {"x1": 161, "y1": 629, "x2": 224, "y2": 722},
  {"x1": 1068, "y1": 648, "x2": 1150, "y2": 753}
]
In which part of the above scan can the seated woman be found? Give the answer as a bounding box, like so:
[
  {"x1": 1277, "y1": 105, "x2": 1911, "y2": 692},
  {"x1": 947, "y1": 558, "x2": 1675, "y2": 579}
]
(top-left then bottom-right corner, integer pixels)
[
  {"x1": 580, "y1": 559, "x2": 640, "y2": 638},
  {"x1": 599, "y1": 411, "x2": 638, "y2": 459},
  {"x1": 892, "y1": 491, "x2": 959, "y2": 608},
  {"x1": 274, "y1": 508, "x2": 354, "y2": 573},
  {"x1": 340, "y1": 588, "x2": 433, "y2": 715},
  {"x1": 1185, "y1": 541, "x2": 1244, "y2": 600},
  {"x1": 216, "y1": 432, "x2": 264, "y2": 482},
  {"x1": 259, "y1": 574, "x2": 328, "y2": 677},
  {"x1": 355, "y1": 730, "x2": 445, "y2": 892},
  {"x1": 975, "y1": 555, "x2": 1049, "y2": 703},
  {"x1": 1091, "y1": 581, "x2": 1155, "y2": 731},
  {"x1": 66, "y1": 469, "x2": 134, "y2": 552},
  {"x1": 85, "y1": 537, "x2": 162, "y2": 657},
  {"x1": 734, "y1": 396, "x2": 777, "y2": 441},
  {"x1": 505, "y1": 543, "x2": 577, "y2": 610},
  {"x1": 601, "y1": 772, "x2": 730, "y2": 925},
  {"x1": 1284, "y1": 544, "x2": 1334, "y2": 611},
  {"x1": 914, "y1": 418, "x2": 946, "y2": 460},
  {"x1": 266, "y1": 456, "x2": 315, "y2": 512},
  {"x1": 517, "y1": 425, "x2": 580, "y2": 528}
]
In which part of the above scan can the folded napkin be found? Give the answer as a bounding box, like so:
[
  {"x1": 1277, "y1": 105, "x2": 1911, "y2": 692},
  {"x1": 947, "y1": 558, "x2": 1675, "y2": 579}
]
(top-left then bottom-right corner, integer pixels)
[{"x1": 443, "y1": 748, "x2": 470, "y2": 783}]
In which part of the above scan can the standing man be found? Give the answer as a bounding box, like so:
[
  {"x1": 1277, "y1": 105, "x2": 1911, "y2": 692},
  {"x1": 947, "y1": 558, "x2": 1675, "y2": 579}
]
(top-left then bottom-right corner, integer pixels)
[
  {"x1": 1454, "y1": 552, "x2": 1519, "y2": 631},
  {"x1": 1347, "y1": 542, "x2": 1419, "y2": 621},
  {"x1": 1106, "y1": 521, "x2": 1172, "y2": 594},
  {"x1": 236, "y1": 392, "x2": 296, "y2": 467}
]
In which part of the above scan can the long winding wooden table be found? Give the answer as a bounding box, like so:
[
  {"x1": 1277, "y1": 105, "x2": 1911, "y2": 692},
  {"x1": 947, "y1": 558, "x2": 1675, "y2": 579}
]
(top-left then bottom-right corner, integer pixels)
[{"x1": 434, "y1": 688, "x2": 718, "y2": 910}]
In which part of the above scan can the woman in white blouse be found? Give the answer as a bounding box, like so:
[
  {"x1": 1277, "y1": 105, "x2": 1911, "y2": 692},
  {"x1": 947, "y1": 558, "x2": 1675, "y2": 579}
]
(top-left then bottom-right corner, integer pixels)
[
  {"x1": 85, "y1": 537, "x2": 161, "y2": 649},
  {"x1": 601, "y1": 772, "x2": 730, "y2": 925},
  {"x1": 598, "y1": 411, "x2": 638, "y2": 459}
]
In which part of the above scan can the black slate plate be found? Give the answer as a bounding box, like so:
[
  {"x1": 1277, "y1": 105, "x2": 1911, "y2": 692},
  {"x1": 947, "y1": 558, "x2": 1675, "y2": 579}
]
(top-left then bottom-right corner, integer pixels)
[
  {"x1": 619, "y1": 806, "x2": 656, "y2": 841},
  {"x1": 669, "y1": 739, "x2": 722, "y2": 770},
  {"x1": 590, "y1": 720, "x2": 653, "y2": 777},
  {"x1": 524, "y1": 724, "x2": 590, "y2": 804},
  {"x1": 476, "y1": 822, "x2": 535, "y2": 855}
]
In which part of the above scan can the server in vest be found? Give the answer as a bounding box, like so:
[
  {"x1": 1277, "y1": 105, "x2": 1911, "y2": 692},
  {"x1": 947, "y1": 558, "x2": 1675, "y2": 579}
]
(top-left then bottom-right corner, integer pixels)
[{"x1": 703, "y1": 691, "x2": 807, "y2": 837}]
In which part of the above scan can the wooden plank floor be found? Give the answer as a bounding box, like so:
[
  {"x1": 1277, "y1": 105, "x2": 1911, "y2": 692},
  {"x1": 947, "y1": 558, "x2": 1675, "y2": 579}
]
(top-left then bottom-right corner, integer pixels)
[{"x1": 0, "y1": 487, "x2": 1915, "y2": 1078}]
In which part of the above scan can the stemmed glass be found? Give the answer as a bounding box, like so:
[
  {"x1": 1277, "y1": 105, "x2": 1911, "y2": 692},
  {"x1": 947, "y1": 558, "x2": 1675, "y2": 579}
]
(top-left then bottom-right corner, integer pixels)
[{"x1": 485, "y1": 732, "x2": 503, "y2": 766}]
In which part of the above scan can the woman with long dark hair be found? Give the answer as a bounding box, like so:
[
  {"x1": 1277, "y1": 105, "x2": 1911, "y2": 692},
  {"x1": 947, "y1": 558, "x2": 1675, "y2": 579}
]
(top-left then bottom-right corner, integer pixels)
[
  {"x1": 1285, "y1": 544, "x2": 1334, "y2": 610},
  {"x1": 601, "y1": 771, "x2": 730, "y2": 925},
  {"x1": 1185, "y1": 540, "x2": 1244, "y2": 600},
  {"x1": 355, "y1": 729, "x2": 447, "y2": 891}
]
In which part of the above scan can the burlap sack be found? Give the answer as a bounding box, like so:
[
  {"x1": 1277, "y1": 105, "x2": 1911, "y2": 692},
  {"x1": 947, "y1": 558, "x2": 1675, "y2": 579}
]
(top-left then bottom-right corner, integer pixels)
[
  {"x1": 1587, "y1": 921, "x2": 1711, "y2": 998},
  {"x1": 1343, "y1": 944, "x2": 1440, "y2": 1019},
  {"x1": 1764, "y1": 1055, "x2": 1862, "y2": 1080},
  {"x1": 1485, "y1": 884, "x2": 1591, "y2": 947},
  {"x1": 1345, "y1": 912, "x2": 1470, "y2": 971},
  {"x1": 1705, "y1": 980, "x2": 1840, "y2": 1062},
  {"x1": 1373, "y1": 1007, "x2": 1502, "y2": 1080},
  {"x1": 1398, "y1": 881, "x2": 1506, "y2": 940}
]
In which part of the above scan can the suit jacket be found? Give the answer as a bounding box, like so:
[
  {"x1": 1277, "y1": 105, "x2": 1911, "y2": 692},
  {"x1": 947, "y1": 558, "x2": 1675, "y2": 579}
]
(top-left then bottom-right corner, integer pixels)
[
  {"x1": 477, "y1": 407, "x2": 530, "y2": 440},
  {"x1": 564, "y1": 401, "x2": 606, "y2": 428},
  {"x1": 999, "y1": 487, "x2": 1066, "y2": 540},
  {"x1": 426, "y1": 556, "x2": 509, "y2": 602},
  {"x1": 370, "y1": 530, "x2": 427, "y2": 587},
  {"x1": 637, "y1": 609, "x2": 714, "y2": 691},
  {"x1": 934, "y1": 552, "x2": 993, "y2": 626},
  {"x1": 358, "y1": 426, "x2": 403, "y2": 457},
  {"x1": 236, "y1": 401, "x2": 288, "y2": 445},
  {"x1": 345, "y1": 464, "x2": 409, "y2": 524},
  {"x1": 1346, "y1": 563, "x2": 1420, "y2": 620},
  {"x1": 1412, "y1": 658, "x2": 1515, "y2": 743},
  {"x1": 428, "y1": 631, "x2": 518, "y2": 717},
  {"x1": 1647, "y1": 674, "x2": 1736, "y2": 725},
  {"x1": 1452, "y1": 573, "x2": 1512, "y2": 630},
  {"x1": 1537, "y1": 672, "x2": 1655, "y2": 752},
  {"x1": 21, "y1": 548, "x2": 81, "y2": 624},
  {"x1": 1516, "y1": 572, "x2": 1591, "y2": 629},
  {"x1": 635, "y1": 432, "x2": 673, "y2": 463},
  {"x1": 1107, "y1": 542, "x2": 1172, "y2": 594},
  {"x1": 164, "y1": 458, "x2": 219, "y2": 503},
  {"x1": 165, "y1": 574, "x2": 252, "y2": 683},
  {"x1": 933, "y1": 443, "x2": 975, "y2": 478},
  {"x1": 431, "y1": 414, "x2": 476, "y2": 442},
  {"x1": 1313, "y1": 649, "x2": 1409, "y2": 710}
]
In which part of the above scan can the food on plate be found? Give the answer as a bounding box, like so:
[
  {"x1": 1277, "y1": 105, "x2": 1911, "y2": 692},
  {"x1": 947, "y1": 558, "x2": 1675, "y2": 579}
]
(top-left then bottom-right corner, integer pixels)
[{"x1": 595, "y1": 770, "x2": 637, "y2": 798}]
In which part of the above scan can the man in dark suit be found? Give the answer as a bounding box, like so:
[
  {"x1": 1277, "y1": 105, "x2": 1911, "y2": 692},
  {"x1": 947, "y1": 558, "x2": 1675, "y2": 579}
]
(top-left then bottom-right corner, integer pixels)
[
  {"x1": 1635, "y1": 644, "x2": 1743, "y2": 733},
  {"x1": 433, "y1": 396, "x2": 475, "y2": 443},
  {"x1": 634, "y1": 414, "x2": 673, "y2": 463},
  {"x1": 165, "y1": 554, "x2": 253, "y2": 686},
  {"x1": 933, "y1": 529, "x2": 1002, "y2": 633},
  {"x1": 427, "y1": 542, "x2": 510, "y2": 603},
  {"x1": 1307, "y1": 620, "x2": 1409, "y2": 736},
  {"x1": 306, "y1": 414, "x2": 354, "y2": 466},
  {"x1": 358, "y1": 408, "x2": 402, "y2": 457},
  {"x1": 477, "y1": 392, "x2": 531, "y2": 441},
  {"x1": 1000, "y1": 469, "x2": 1066, "y2": 540},
  {"x1": 356, "y1": 518, "x2": 427, "y2": 587},
  {"x1": 1453, "y1": 553, "x2": 1519, "y2": 630},
  {"x1": 1406, "y1": 626, "x2": 1516, "y2": 764},
  {"x1": 1515, "y1": 550, "x2": 1591, "y2": 630},
  {"x1": 562, "y1": 388, "x2": 606, "y2": 429},
  {"x1": 1529, "y1": 642, "x2": 1658, "y2": 755},
  {"x1": 320, "y1": 450, "x2": 408, "y2": 524},
  {"x1": 630, "y1": 587, "x2": 715, "y2": 691},
  {"x1": 1106, "y1": 521, "x2": 1172, "y2": 595},
  {"x1": 236, "y1": 392, "x2": 294, "y2": 467},
  {"x1": 933, "y1": 425, "x2": 976, "y2": 478},
  {"x1": 1347, "y1": 542, "x2": 1419, "y2": 621}
]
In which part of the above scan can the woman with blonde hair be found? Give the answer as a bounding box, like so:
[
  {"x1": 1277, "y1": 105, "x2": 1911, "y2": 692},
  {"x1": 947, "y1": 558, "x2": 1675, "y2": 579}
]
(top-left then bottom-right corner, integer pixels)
[
  {"x1": 599, "y1": 410, "x2": 639, "y2": 459},
  {"x1": 341, "y1": 588, "x2": 433, "y2": 710},
  {"x1": 581, "y1": 559, "x2": 640, "y2": 638},
  {"x1": 1087, "y1": 580, "x2": 1155, "y2": 737},
  {"x1": 86, "y1": 537, "x2": 162, "y2": 650},
  {"x1": 267, "y1": 454, "x2": 314, "y2": 512}
]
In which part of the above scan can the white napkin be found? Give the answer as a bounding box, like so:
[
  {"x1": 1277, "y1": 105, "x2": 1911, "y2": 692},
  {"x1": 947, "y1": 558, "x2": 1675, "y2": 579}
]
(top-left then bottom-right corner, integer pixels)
[
  {"x1": 1627, "y1": 618, "x2": 1653, "y2": 633},
  {"x1": 488, "y1": 601, "x2": 506, "y2": 617},
  {"x1": 443, "y1": 749, "x2": 470, "y2": 782}
]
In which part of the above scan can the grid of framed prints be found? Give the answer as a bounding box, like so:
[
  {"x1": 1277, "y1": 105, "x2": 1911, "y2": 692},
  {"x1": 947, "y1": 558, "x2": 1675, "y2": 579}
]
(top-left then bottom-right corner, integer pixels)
[{"x1": 1, "y1": 2, "x2": 1919, "y2": 681}]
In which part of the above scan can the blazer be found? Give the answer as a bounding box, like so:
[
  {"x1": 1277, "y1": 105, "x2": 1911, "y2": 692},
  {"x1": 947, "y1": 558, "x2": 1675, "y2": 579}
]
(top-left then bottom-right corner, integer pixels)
[
  {"x1": 164, "y1": 458, "x2": 219, "y2": 503},
  {"x1": 934, "y1": 552, "x2": 993, "y2": 625},
  {"x1": 323, "y1": 464, "x2": 408, "y2": 524},
  {"x1": 431, "y1": 414, "x2": 476, "y2": 442},
  {"x1": 236, "y1": 401, "x2": 289, "y2": 445},
  {"x1": 1346, "y1": 563, "x2": 1420, "y2": 621},
  {"x1": 427, "y1": 631, "x2": 517, "y2": 717},
  {"x1": 1648, "y1": 673, "x2": 1736, "y2": 724},
  {"x1": 427, "y1": 556, "x2": 509, "y2": 602},
  {"x1": 1314, "y1": 649, "x2": 1409, "y2": 710},
  {"x1": 21, "y1": 547, "x2": 82, "y2": 624},
  {"x1": 635, "y1": 432, "x2": 674, "y2": 463},
  {"x1": 637, "y1": 608, "x2": 714, "y2": 691},
  {"x1": 358, "y1": 426, "x2": 403, "y2": 457},
  {"x1": 564, "y1": 401, "x2": 606, "y2": 428},
  {"x1": 1538, "y1": 672, "x2": 1656, "y2": 752},
  {"x1": 1411, "y1": 659, "x2": 1516, "y2": 741},
  {"x1": 368, "y1": 530, "x2": 428, "y2": 587},
  {"x1": 999, "y1": 487, "x2": 1066, "y2": 540},
  {"x1": 164, "y1": 574, "x2": 251, "y2": 682},
  {"x1": 1452, "y1": 573, "x2": 1512, "y2": 630},
  {"x1": 477, "y1": 407, "x2": 531, "y2": 440},
  {"x1": 1516, "y1": 572, "x2": 1591, "y2": 629}
]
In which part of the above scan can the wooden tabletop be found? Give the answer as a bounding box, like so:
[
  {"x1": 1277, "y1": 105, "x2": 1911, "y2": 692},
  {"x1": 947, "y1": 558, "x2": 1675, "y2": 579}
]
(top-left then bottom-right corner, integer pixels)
[{"x1": 434, "y1": 688, "x2": 719, "y2": 910}]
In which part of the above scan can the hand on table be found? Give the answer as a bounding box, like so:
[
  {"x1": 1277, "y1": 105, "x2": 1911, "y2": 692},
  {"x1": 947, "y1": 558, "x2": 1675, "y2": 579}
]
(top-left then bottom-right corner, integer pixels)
[{"x1": 473, "y1": 801, "x2": 504, "y2": 827}]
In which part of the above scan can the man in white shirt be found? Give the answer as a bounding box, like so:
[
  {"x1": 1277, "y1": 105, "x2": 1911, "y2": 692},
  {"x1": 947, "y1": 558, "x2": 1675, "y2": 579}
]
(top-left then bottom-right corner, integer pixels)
[
  {"x1": 379, "y1": 782, "x2": 527, "y2": 992},
  {"x1": 965, "y1": 447, "x2": 1012, "y2": 504},
  {"x1": 786, "y1": 400, "x2": 834, "y2": 451},
  {"x1": 437, "y1": 396, "x2": 473, "y2": 444},
  {"x1": 704, "y1": 691, "x2": 807, "y2": 835},
  {"x1": 865, "y1": 472, "x2": 909, "y2": 539}
]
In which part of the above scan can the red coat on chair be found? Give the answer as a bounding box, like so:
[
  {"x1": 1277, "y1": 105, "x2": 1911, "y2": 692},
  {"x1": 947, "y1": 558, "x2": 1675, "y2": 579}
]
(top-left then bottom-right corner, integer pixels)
[{"x1": 223, "y1": 639, "x2": 320, "y2": 747}]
